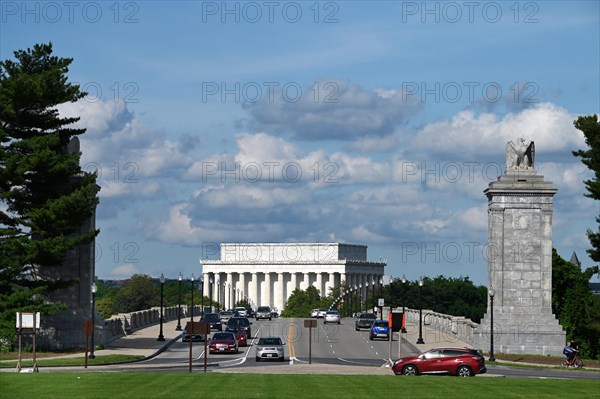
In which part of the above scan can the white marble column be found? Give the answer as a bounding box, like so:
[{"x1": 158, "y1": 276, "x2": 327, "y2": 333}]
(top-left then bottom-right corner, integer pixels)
[
  {"x1": 239, "y1": 272, "x2": 246, "y2": 302},
  {"x1": 264, "y1": 272, "x2": 272, "y2": 307},
  {"x1": 316, "y1": 272, "x2": 323, "y2": 297},
  {"x1": 203, "y1": 273, "x2": 209, "y2": 304},
  {"x1": 251, "y1": 272, "x2": 258, "y2": 308},
  {"x1": 326, "y1": 272, "x2": 335, "y2": 296},
  {"x1": 276, "y1": 273, "x2": 285, "y2": 311},
  {"x1": 291, "y1": 272, "x2": 298, "y2": 292}
]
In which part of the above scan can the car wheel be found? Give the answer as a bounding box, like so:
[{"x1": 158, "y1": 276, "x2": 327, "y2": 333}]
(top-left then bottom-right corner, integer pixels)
[
  {"x1": 457, "y1": 365, "x2": 473, "y2": 377},
  {"x1": 402, "y1": 364, "x2": 418, "y2": 376},
  {"x1": 355, "y1": 327, "x2": 359, "y2": 331},
  {"x1": 269, "y1": 317, "x2": 272, "y2": 321},
  {"x1": 324, "y1": 321, "x2": 327, "y2": 324},
  {"x1": 256, "y1": 357, "x2": 260, "y2": 362},
  {"x1": 279, "y1": 356, "x2": 285, "y2": 362},
  {"x1": 369, "y1": 335, "x2": 374, "y2": 340}
]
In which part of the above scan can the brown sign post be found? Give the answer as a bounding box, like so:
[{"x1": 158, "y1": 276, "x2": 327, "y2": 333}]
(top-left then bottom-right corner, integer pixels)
[
  {"x1": 83, "y1": 319, "x2": 93, "y2": 368},
  {"x1": 304, "y1": 319, "x2": 317, "y2": 364},
  {"x1": 186, "y1": 321, "x2": 210, "y2": 373}
]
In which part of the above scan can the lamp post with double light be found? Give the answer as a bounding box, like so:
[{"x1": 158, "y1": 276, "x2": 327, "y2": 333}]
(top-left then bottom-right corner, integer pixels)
[
  {"x1": 371, "y1": 279, "x2": 375, "y2": 313},
  {"x1": 489, "y1": 287, "x2": 496, "y2": 362},
  {"x1": 90, "y1": 282, "x2": 97, "y2": 359},
  {"x1": 176, "y1": 272, "x2": 183, "y2": 331},
  {"x1": 157, "y1": 273, "x2": 165, "y2": 341},
  {"x1": 416, "y1": 277, "x2": 424, "y2": 344},
  {"x1": 359, "y1": 283, "x2": 363, "y2": 312}
]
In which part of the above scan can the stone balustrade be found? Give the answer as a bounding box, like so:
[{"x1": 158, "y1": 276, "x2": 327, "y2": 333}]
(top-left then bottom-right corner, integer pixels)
[
  {"x1": 403, "y1": 308, "x2": 478, "y2": 346},
  {"x1": 98, "y1": 305, "x2": 204, "y2": 346}
]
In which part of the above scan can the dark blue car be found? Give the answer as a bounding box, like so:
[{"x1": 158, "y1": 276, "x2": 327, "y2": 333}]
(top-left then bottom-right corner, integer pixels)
[{"x1": 369, "y1": 320, "x2": 390, "y2": 340}]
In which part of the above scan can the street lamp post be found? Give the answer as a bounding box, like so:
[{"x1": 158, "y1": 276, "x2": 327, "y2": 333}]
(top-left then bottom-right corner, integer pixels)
[
  {"x1": 176, "y1": 272, "x2": 183, "y2": 331},
  {"x1": 90, "y1": 282, "x2": 97, "y2": 359},
  {"x1": 157, "y1": 273, "x2": 165, "y2": 341},
  {"x1": 227, "y1": 283, "x2": 231, "y2": 310},
  {"x1": 379, "y1": 277, "x2": 383, "y2": 319},
  {"x1": 209, "y1": 277, "x2": 214, "y2": 313},
  {"x1": 359, "y1": 283, "x2": 363, "y2": 312},
  {"x1": 371, "y1": 279, "x2": 375, "y2": 314},
  {"x1": 200, "y1": 275, "x2": 205, "y2": 318},
  {"x1": 417, "y1": 277, "x2": 424, "y2": 344},
  {"x1": 349, "y1": 287, "x2": 354, "y2": 317},
  {"x1": 190, "y1": 274, "x2": 195, "y2": 323},
  {"x1": 217, "y1": 279, "x2": 221, "y2": 311},
  {"x1": 489, "y1": 287, "x2": 496, "y2": 362},
  {"x1": 401, "y1": 274, "x2": 407, "y2": 333}
]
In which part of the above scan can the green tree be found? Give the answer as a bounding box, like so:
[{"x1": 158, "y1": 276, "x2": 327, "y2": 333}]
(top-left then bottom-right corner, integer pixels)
[
  {"x1": 115, "y1": 275, "x2": 159, "y2": 313},
  {"x1": 573, "y1": 114, "x2": 600, "y2": 262},
  {"x1": 0, "y1": 43, "x2": 98, "y2": 347},
  {"x1": 281, "y1": 286, "x2": 325, "y2": 318},
  {"x1": 552, "y1": 249, "x2": 600, "y2": 358}
]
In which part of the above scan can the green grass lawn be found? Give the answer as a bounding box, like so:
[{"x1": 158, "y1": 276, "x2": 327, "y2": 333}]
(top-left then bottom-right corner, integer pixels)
[
  {"x1": 0, "y1": 355, "x2": 144, "y2": 368},
  {"x1": 1, "y1": 373, "x2": 599, "y2": 399}
]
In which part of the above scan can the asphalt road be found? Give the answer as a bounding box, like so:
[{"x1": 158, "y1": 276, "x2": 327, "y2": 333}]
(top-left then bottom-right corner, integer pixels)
[{"x1": 134, "y1": 317, "x2": 600, "y2": 380}]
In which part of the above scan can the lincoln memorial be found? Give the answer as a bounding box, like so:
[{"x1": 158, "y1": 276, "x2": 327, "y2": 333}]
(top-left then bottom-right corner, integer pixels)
[{"x1": 201, "y1": 243, "x2": 386, "y2": 312}]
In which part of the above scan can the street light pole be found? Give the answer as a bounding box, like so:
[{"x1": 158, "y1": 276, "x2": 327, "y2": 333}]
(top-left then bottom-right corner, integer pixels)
[
  {"x1": 401, "y1": 274, "x2": 407, "y2": 333},
  {"x1": 417, "y1": 277, "x2": 424, "y2": 344},
  {"x1": 200, "y1": 275, "x2": 205, "y2": 318},
  {"x1": 379, "y1": 277, "x2": 383, "y2": 320},
  {"x1": 371, "y1": 279, "x2": 375, "y2": 314},
  {"x1": 209, "y1": 276, "x2": 214, "y2": 312},
  {"x1": 157, "y1": 273, "x2": 165, "y2": 341},
  {"x1": 190, "y1": 274, "x2": 195, "y2": 323},
  {"x1": 359, "y1": 283, "x2": 363, "y2": 313},
  {"x1": 176, "y1": 272, "x2": 183, "y2": 331},
  {"x1": 90, "y1": 282, "x2": 97, "y2": 359},
  {"x1": 489, "y1": 287, "x2": 496, "y2": 362},
  {"x1": 217, "y1": 279, "x2": 221, "y2": 311},
  {"x1": 228, "y1": 283, "x2": 231, "y2": 310}
]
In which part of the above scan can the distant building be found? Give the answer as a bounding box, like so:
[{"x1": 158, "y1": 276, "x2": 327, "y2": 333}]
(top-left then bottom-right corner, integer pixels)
[{"x1": 201, "y1": 243, "x2": 386, "y2": 312}]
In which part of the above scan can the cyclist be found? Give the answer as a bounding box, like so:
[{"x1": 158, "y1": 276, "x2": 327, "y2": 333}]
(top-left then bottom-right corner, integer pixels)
[{"x1": 563, "y1": 341, "x2": 578, "y2": 365}]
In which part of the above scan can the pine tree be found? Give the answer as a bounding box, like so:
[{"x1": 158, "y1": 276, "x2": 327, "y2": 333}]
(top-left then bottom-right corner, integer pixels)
[
  {"x1": 0, "y1": 43, "x2": 99, "y2": 349},
  {"x1": 573, "y1": 115, "x2": 600, "y2": 262}
]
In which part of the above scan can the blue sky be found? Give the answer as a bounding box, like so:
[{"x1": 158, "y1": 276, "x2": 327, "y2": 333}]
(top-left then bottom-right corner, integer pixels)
[{"x1": 2, "y1": 1, "x2": 599, "y2": 286}]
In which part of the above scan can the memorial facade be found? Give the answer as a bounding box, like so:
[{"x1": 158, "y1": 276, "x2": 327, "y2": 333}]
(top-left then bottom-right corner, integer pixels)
[{"x1": 201, "y1": 243, "x2": 386, "y2": 312}]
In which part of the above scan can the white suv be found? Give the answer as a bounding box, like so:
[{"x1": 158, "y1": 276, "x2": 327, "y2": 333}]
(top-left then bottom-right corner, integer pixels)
[{"x1": 235, "y1": 307, "x2": 247, "y2": 317}]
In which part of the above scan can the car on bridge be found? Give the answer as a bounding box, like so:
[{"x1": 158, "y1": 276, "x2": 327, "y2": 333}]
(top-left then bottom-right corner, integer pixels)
[
  {"x1": 208, "y1": 332, "x2": 239, "y2": 354},
  {"x1": 369, "y1": 320, "x2": 390, "y2": 340},
  {"x1": 201, "y1": 313, "x2": 222, "y2": 331},
  {"x1": 255, "y1": 336, "x2": 286, "y2": 362},
  {"x1": 255, "y1": 306, "x2": 272, "y2": 320},
  {"x1": 226, "y1": 317, "x2": 252, "y2": 338},
  {"x1": 324, "y1": 310, "x2": 340, "y2": 324},
  {"x1": 355, "y1": 313, "x2": 377, "y2": 330}
]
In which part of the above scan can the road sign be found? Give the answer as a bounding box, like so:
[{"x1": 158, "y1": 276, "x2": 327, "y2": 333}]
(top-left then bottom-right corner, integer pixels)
[
  {"x1": 378, "y1": 298, "x2": 384, "y2": 306},
  {"x1": 304, "y1": 319, "x2": 317, "y2": 328}
]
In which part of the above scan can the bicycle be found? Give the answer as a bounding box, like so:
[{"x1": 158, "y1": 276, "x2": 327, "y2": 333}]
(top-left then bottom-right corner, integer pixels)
[{"x1": 560, "y1": 353, "x2": 584, "y2": 368}]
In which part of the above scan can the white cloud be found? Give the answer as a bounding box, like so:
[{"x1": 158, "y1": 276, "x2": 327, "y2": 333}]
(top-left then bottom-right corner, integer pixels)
[
  {"x1": 107, "y1": 263, "x2": 142, "y2": 279},
  {"x1": 412, "y1": 103, "x2": 585, "y2": 156}
]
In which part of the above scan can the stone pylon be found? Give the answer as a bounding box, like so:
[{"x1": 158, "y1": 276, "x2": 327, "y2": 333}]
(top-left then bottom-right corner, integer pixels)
[{"x1": 474, "y1": 141, "x2": 565, "y2": 355}]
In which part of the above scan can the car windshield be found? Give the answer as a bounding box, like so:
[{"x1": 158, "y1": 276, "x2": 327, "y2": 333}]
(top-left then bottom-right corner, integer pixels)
[
  {"x1": 228, "y1": 318, "x2": 249, "y2": 326},
  {"x1": 258, "y1": 337, "x2": 282, "y2": 345},
  {"x1": 212, "y1": 333, "x2": 234, "y2": 340},
  {"x1": 373, "y1": 321, "x2": 388, "y2": 327},
  {"x1": 203, "y1": 314, "x2": 219, "y2": 321},
  {"x1": 360, "y1": 313, "x2": 376, "y2": 319},
  {"x1": 326, "y1": 311, "x2": 338, "y2": 315},
  {"x1": 257, "y1": 307, "x2": 270, "y2": 312}
]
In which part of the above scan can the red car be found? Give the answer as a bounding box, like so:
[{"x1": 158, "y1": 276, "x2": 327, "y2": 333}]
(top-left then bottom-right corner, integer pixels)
[
  {"x1": 225, "y1": 326, "x2": 248, "y2": 346},
  {"x1": 208, "y1": 332, "x2": 239, "y2": 354},
  {"x1": 392, "y1": 348, "x2": 486, "y2": 377}
]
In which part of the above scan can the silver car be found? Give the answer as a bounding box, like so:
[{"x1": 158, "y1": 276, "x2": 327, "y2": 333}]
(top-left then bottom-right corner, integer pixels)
[
  {"x1": 255, "y1": 336, "x2": 286, "y2": 361},
  {"x1": 324, "y1": 310, "x2": 340, "y2": 324}
]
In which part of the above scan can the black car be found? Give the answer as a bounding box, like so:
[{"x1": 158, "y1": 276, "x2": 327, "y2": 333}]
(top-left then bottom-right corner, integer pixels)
[
  {"x1": 226, "y1": 317, "x2": 252, "y2": 338},
  {"x1": 201, "y1": 313, "x2": 222, "y2": 331},
  {"x1": 355, "y1": 313, "x2": 377, "y2": 330},
  {"x1": 182, "y1": 325, "x2": 203, "y2": 342}
]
